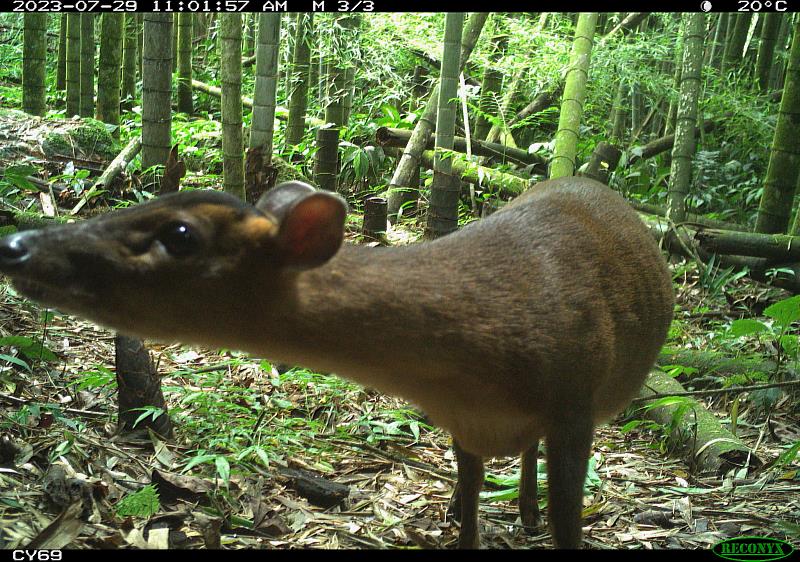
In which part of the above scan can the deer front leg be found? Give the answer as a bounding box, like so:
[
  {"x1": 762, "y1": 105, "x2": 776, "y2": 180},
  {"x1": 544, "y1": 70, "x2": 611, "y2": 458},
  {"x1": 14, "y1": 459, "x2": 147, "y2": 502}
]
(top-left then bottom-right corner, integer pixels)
[
  {"x1": 452, "y1": 440, "x2": 484, "y2": 549},
  {"x1": 519, "y1": 441, "x2": 541, "y2": 531}
]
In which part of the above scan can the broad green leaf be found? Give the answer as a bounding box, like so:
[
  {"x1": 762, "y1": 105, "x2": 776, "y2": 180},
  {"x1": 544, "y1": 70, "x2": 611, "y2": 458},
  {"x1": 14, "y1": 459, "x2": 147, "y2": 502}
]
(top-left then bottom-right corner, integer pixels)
[
  {"x1": 215, "y1": 456, "x2": 231, "y2": 485},
  {"x1": 780, "y1": 334, "x2": 799, "y2": 356},
  {"x1": 764, "y1": 295, "x2": 800, "y2": 327},
  {"x1": 184, "y1": 454, "x2": 217, "y2": 471},
  {"x1": 728, "y1": 319, "x2": 769, "y2": 337},
  {"x1": 0, "y1": 336, "x2": 35, "y2": 348}
]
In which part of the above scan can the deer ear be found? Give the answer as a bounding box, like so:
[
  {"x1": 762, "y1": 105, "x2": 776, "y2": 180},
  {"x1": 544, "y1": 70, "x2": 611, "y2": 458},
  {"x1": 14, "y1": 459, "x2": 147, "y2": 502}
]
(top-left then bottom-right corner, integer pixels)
[
  {"x1": 255, "y1": 181, "x2": 317, "y2": 220},
  {"x1": 257, "y1": 183, "x2": 347, "y2": 269}
]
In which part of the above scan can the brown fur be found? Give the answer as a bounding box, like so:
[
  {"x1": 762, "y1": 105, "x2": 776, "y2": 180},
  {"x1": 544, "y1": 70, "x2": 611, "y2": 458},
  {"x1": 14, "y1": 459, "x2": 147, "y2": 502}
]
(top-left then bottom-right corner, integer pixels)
[{"x1": 0, "y1": 178, "x2": 673, "y2": 548}]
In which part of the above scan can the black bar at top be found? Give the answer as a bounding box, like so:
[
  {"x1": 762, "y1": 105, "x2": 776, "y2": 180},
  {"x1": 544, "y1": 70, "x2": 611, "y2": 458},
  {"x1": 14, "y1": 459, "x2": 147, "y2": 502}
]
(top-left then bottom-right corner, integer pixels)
[{"x1": 5, "y1": 0, "x2": 798, "y2": 12}]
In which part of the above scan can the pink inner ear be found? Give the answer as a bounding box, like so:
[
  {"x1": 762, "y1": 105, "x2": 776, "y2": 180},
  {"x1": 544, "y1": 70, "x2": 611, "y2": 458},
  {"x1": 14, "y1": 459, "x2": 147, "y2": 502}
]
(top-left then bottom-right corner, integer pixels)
[{"x1": 282, "y1": 195, "x2": 345, "y2": 267}]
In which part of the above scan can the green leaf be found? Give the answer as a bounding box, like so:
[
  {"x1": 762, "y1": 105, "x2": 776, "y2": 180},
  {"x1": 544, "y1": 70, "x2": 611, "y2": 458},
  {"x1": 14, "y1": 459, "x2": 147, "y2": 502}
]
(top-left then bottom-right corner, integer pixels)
[
  {"x1": 18, "y1": 341, "x2": 58, "y2": 363},
  {"x1": 0, "y1": 354, "x2": 31, "y2": 372},
  {"x1": 116, "y1": 485, "x2": 160, "y2": 518},
  {"x1": 728, "y1": 319, "x2": 769, "y2": 337},
  {"x1": 0, "y1": 336, "x2": 35, "y2": 348},
  {"x1": 184, "y1": 454, "x2": 217, "y2": 471},
  {"x1": 641, "y1": 396, "x2": 690, "y2": 413},
  {"x1": 764, "y1": 295, "x2": 800, "y2": 327},
  {"x1": 780, "y1": 335, "x2": 799, "y2": 357},
  {"x1": 662, "y1": 364, "x2": 699, "y2": 377},
  {"x1": 774, "y1": 440, "x2": 800, "y2": 468},
  {"x1": 481, "y1": 488, "x2": 519, "y2": 501},
  {"x1": 215, "y1": 455, "x2": 231, "y2": 485},
  {"x1": 132, "y1": 407, "x2": 165, "y2": 428}
]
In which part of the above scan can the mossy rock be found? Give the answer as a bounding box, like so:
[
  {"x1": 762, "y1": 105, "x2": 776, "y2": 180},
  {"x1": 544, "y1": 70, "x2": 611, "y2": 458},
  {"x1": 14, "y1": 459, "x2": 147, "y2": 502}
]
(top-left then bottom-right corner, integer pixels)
[
  {"x1": 0, "y1": 108, "x2": 29, "y2": 120},
  {"x1": 272, "y1": 155, "x2": 308, "y2": 184},
  {"x1": 41, "y1": 118, "x2": 120, "y2": 161}
]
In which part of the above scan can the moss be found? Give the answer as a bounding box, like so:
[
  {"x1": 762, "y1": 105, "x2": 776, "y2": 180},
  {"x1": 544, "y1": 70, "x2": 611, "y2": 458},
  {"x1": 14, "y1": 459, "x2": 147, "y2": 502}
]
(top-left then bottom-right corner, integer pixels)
[
  {"x1": 0, "y1": 108, "x2": 29, "y2": 120},
  {"x1": 41, "y1": 118, "x2": 120, "y2": 161}
]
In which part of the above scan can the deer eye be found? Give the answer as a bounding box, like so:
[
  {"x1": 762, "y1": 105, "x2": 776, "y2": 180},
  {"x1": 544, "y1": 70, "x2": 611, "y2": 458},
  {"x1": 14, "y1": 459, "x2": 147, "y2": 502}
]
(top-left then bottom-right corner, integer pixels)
[{"x1": 157, "y1": 222, "x2": 201, "y2": 257}]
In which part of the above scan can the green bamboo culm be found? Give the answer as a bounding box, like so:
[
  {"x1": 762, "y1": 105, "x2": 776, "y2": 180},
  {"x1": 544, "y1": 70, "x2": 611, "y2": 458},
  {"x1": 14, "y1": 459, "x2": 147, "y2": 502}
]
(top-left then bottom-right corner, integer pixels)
[
  {"x1": 140, "y1": 13, "x2": 173, "y2": 171},
  {"x1": 79, "y1": 14, "x2": 95, "y2": 118},
  {"x1": 121, "y1": 14, "x2": 137, "y2": 111},
  {"x1": 176, "y1": 13, "x2": 193, "y2": 115},
  {"x1": 550, "y1": 13, "x2": 598, "y2": 180},
  {"x1": 424, "y1": 12, "x2": 464, "y2": 239},
  {"x1": 249, "y1": 13, "x2": 282, "y2": 155},
  {"x1": 56, "y1": 14, "x2": 67, "y2": 91},
  {"x1": 285, "y1": 13, "x2": 313, "y2": 148},
  {"x1": 96, "y1": 13, "x2": 124, "y2": 138},
  {"x1": 755, "y1": 17, "x2": 800, "y2": 234},
  {"x1": 666, "y1": 13, "x2": 706, "y2": 224},
  {"x1": 22, "y1": 14, "x2": 48, "y2": 117},
  {"x1": 219, "y1": 13, "x2": 245, "y2": 200},
  {"x1": 65, "y1": 13, "x2": 81, "y2": 117}
]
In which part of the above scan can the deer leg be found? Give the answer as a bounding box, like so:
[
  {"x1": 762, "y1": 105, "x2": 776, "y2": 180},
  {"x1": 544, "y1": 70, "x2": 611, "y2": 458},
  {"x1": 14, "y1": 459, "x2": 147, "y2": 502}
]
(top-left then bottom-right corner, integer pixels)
[
  {"x1": 545, "y1": 418, "x2": 593, "y2": 548},
  {"x1": 519, "y1": 441, "x2": 541, "y2": 531},
  {"x1": 452, "y1": 440, "x2": 484, "y2": 549}
]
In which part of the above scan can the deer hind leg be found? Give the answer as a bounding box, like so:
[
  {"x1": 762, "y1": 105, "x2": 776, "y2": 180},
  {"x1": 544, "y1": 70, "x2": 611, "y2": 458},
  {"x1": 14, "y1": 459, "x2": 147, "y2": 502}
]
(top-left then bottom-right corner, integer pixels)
[
  {"x1": 519, "y1": 441, "x2": 542, "y2": 532},
  {"x1": 450, "y1": 440, "x2": 484, "y2": 549},
  {"x1": 545, "y1": 417, "x2": 594, "y2": 548}
]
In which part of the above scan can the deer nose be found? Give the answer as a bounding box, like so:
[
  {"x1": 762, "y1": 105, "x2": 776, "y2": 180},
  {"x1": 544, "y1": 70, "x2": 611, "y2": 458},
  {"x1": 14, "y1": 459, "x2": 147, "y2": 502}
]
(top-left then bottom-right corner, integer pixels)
[{"x1": 0, "y1": 233, "x2": 32, "y2": 271}]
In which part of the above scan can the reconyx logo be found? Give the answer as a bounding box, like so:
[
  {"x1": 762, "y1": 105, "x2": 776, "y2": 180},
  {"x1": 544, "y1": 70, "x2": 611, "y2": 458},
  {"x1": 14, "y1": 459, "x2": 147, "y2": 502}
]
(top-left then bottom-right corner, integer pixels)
[{"x1": 712, "y1": 537, "x2": 794, "y2": 562}]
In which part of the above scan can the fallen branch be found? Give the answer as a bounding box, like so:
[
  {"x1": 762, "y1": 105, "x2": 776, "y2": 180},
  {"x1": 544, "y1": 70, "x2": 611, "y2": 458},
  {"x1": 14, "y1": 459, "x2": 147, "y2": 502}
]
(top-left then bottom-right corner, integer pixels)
[
  {"x1": 635, "y1": 370, "x2": 763, "y2": 474},
  {"x1": 69, "y1": 136, "x2": 143, "y2": 216},
  {"x1": 376, "y1": 127, "x2": 545, "y2": 169},
  {"x1": 628, "y1": 200, "x2": 748, "y2": 232},
  {"x1": 632, "y1": 380, "x2": 800, "y2": 403},
  {"x1": 191, "y1": 79, "x2": 324, "y2": 128},
  {"x1": 644, "y1": 216, "x2": 800, "y2": 293},
  {"x1": 629, "y1": 117, "x2": 723, "y2": 164}
]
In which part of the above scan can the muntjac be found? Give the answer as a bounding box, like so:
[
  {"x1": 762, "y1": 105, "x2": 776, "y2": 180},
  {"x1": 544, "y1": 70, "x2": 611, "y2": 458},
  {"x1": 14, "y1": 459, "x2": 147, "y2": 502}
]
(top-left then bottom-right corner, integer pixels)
[{"x1": 0, "y1": 177, "x2": 673, "y2": 548}]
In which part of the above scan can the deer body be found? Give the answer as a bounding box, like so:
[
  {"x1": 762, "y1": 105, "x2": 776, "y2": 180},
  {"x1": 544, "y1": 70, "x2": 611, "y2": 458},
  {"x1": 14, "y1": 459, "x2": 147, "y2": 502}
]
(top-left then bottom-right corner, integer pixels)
[{"x1": 0, "y1": 177, "x2": 673, "y2": 548}]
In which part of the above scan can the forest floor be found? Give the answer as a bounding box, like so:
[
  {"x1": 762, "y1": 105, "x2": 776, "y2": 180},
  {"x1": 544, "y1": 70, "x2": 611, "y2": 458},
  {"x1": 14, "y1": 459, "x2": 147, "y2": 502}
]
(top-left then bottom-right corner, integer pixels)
[
  {"x1": 0, "y1": 110, "x2": 798, "y2": 550},
  {"x1": 1, "y1": 231, "x2": 799, "y2": 550}
]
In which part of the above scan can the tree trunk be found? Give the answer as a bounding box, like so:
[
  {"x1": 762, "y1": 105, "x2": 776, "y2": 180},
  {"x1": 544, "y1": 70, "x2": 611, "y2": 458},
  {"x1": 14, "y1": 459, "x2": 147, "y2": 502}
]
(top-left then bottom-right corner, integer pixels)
[
  {"x1": 285, "y1": 13, "x2": 313, "y2": 148},
  {"x1": 665, "y1": 16, "x2": 685, "y2": 137},
  {"x1": 313, "y1": 127, "x2": 339, "y2": 193},
  {"x1": 249, "y1": 13, "x2": 281, "y2": 158},
  {"x1": 667, "y1": 13, "x2": 706, "y2": 223},
  {"x1": 220, "y1": 14, "x2": 244, "y2": 200},
  {"x1": 609, "y1": 77, "x2": 627, "y2": 142},
  {"x1": 121, "y1": 14, "x2": 137, "y2": 111},
  {"x1": 695, "y1": 227, "x2": 800, "y2": 261},
  {"x1": 630, "y1": 117, "x2": 720, "y2": 164},
  {"x1": 136, "y1": 13, "x2": 143, "y2": 81},
  {"x1": 756, "y1": 14, "x2": 781, "y2": 92},
  {"x1": 65, "y1": 14, "x2": 81, "y2": 117},
  {"x1": 769, "y1": 15, "x2": 791, "y2": 91},
  {"x1": 474, "y1": 30, "x2": 508, "y2": 141},
  {"x1": 56, "y1": 14, "x2": 67, "y2": 92},
  {"x1": 637, "y1": 370, "x2": 762, "y2": 475},
  {"x1": 79, "y1": 14, "x2": 95, "y2": 118},
  {"x1": 386, "y1": 13, "x2": 488, "y2": 219},
  {"x1": 425, "y1": 13, "x2": 464, "y2": 239},
  {"x1": 550, "y1": 13, "x2": 598, "y2": 179},
  {"x1": 96, "y1": 14, "x2": 123, "y2": 138},
  {"x1": 176, "y1": 13, "x2": 193, "y2": 115},
  {"x1": 756, "y1": 18, "x2": 800, "y2": 234},
  {"x1": 22, "y1": 14, "x2": 47, "y2": 117},
  {"x1": 722, "y1": 13, "x2": 752, "y2": 75},
  {"x1": 141, "y1": 13, "x2": 173, "y2": 173}
]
